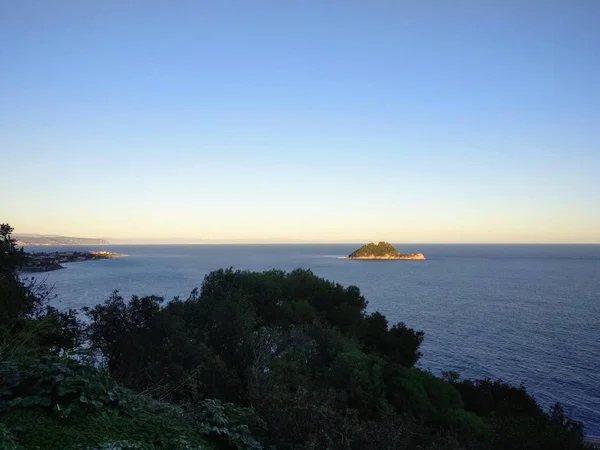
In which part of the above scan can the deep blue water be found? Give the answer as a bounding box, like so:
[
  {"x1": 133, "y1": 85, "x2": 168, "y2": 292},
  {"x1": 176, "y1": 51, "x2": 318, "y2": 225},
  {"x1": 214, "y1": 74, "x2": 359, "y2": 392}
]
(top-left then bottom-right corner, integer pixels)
[{"x1": 25, "y1": 244, "x2": 600, "y2": 434}]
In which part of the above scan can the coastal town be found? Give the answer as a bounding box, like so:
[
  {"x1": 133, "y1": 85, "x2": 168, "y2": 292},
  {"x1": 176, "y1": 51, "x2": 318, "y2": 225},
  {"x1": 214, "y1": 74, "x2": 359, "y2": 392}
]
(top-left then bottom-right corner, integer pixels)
[{"x1": 21, "y1": 250, "x2": 122, "y2": 272}]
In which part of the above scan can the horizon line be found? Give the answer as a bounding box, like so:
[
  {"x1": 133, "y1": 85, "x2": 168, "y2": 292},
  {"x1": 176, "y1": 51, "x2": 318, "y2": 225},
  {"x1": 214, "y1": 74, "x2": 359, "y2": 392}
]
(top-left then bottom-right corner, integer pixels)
[
  {"x1": 19, "y1": 241, "x2": 600, "y2": 246},
  {"x1": 14, "y1": 233, "x2": 600, "y2": 245}
]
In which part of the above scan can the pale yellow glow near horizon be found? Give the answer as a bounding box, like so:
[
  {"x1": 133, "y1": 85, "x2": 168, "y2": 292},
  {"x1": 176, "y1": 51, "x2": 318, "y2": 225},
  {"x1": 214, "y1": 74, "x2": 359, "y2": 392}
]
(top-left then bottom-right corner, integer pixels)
[{"x1": 9, "y1": 212, "x2": 600, "y2": 244}]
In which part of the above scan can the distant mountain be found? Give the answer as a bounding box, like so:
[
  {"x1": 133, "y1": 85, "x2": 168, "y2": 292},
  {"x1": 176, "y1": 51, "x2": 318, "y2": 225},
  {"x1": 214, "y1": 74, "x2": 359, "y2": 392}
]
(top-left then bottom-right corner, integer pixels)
[
  {"x1": 106, "y1": 237, "x2": 337, "y2": 244},
  {"x1": 14, "y1": 234, "x2": 109, "y2": 246}
]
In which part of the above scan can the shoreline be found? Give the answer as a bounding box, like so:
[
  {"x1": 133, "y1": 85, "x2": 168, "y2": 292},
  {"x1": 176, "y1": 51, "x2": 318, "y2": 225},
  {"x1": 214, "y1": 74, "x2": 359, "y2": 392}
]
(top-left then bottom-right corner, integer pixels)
[
  {"x1": 342, "y1": 253, "x2": 426, "y2": 260},
  {"x1": 21, "y1": 251, "x2": 125, "y2": 273}
]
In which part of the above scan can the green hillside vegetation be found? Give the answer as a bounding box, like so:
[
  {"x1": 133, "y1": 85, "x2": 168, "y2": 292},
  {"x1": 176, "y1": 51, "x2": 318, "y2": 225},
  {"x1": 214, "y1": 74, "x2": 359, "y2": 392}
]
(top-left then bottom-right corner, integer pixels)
[
  {"x1": 0, "y1": 224, "x2": 589, "y2": 449},
  {"x1": 349, "y1": 241, "x2": 402, "y2": 258}
]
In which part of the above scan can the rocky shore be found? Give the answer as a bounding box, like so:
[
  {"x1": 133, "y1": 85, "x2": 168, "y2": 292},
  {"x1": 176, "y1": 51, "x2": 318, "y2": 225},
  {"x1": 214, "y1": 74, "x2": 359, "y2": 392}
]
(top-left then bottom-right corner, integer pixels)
[
  {"x1": 349, "y1": 253, "x2": 425, "y2": 260},
  {"x1": 21, "y1": 251, "x2": 123, "y2": 273}
]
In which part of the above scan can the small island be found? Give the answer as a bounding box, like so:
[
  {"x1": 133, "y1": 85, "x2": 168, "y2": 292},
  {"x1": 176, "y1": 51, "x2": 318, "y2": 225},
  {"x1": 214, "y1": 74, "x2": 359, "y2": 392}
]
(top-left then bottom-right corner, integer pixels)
[
  {"x1": 21, "y1": 251, "x2": 123, "y2": 272},
  {"x1": 348, "y1": 241, "x2": 425, "y2": 260}
]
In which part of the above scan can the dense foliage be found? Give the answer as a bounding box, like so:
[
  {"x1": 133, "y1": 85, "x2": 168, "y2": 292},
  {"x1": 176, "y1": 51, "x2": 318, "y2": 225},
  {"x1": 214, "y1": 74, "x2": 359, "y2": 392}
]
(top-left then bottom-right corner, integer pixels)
[
  {"x1": 0, "y1": 224, "x2": 590, "y2": 449},
  {"x1": 348, "y1": 241, "x2": 402, "y2": 258}
]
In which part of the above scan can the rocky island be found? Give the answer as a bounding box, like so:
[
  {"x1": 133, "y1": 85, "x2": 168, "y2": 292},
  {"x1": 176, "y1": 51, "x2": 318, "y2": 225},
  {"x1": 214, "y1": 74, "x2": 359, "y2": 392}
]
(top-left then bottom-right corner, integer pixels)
[
  {"x1": 21, "y1": 251, "x2": 123, "y2": 272},
  {"x1": 348, "y1": 241, "x2": 425, "y2": 260}
]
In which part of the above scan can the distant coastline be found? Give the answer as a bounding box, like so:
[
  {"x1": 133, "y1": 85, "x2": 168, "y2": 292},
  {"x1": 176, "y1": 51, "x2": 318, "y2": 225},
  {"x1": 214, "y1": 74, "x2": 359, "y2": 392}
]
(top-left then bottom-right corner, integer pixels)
[
  {"x1": 21, "y1": 251, "x2": 123, "y2": 273},
  {"x1": 15, "y1": 234, "x2": 109, "y2": 246}
]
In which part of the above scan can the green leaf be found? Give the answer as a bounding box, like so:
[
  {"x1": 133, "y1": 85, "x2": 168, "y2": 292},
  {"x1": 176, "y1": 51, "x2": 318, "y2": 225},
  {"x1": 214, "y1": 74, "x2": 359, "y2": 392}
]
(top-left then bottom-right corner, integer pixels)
[
  {"x1": 54, "y1": 374, "x2": 65, "y2": 383},
  {"x1": 22, "y1": 396, "x2": 42, "y2": 407},
  {"x1": 91, "y1": 400, "x2": 104, "y2": 410}
]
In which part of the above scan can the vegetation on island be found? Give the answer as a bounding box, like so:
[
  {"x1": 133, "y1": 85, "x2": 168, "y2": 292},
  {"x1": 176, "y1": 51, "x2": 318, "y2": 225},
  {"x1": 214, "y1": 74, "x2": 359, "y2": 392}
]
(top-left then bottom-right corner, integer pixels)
[
  {"x1": 0, "y1": 224, "x2": 589, "y2": 449},
  {"x1": 350, "y1": 241, "x2": 401, "y2": 257},
  {"x1": 349, "y1": 241, "x2": 424, "y2": 259}
]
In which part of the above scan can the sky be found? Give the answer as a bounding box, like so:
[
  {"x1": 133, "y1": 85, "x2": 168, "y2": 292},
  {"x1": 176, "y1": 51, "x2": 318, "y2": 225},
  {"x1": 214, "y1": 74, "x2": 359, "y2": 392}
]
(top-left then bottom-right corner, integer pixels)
[{"x1": 1, "y1": 1, "x2": 599, "y2": 243}]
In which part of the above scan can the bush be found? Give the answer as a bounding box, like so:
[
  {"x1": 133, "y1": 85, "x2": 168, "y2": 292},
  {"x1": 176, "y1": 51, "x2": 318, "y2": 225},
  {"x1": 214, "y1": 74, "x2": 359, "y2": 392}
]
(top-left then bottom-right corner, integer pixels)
[
  {"x1": 0, "y1": 354, "x2": 140, "y2": 419},
  {"x1": 186, "y1": 399, "x2": 264, "y2": 449},
  {"x1": 329, "y1": 350, "x2": 386, "y2": 416},
  {"x1": 0, "y1": 423, "x2": 24, "y2": 450},
  {"x1": 3, "y1": 408, "x2": 207, "y2": 450}
]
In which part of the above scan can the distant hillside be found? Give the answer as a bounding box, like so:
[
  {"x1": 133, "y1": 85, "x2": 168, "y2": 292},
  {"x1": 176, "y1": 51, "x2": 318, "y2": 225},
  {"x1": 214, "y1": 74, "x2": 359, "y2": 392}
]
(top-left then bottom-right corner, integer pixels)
[{"x1": 14, "y1": 234, "x2": 109, "y2": 246}]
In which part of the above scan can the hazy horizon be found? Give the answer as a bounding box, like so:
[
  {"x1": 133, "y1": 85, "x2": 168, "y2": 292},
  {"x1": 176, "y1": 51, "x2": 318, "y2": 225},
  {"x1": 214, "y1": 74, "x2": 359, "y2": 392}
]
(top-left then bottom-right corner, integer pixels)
[
  {"x1": 15, "y1": 231, "x2": 600, "y2": 245},
  {"x1": 3, "y1": 2, "x2": 599, "y2": 243}
]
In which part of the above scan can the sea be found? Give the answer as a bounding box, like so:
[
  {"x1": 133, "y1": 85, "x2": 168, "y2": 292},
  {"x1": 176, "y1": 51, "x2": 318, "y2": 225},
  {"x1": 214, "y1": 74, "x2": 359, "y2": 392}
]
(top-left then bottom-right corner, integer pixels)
[{"x1": 23, "y1": 243, "x2": 600, "y2": 435}]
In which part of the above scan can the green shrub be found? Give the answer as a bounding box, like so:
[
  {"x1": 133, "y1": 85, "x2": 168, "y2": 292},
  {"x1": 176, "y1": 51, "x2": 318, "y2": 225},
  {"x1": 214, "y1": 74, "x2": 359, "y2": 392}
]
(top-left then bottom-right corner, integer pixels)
[
  {"x1": 329, "y1": 350, "x2": 386, "y2": 415},
  {"x1": 187, "y1": 399, "x2": 264, "y2": 449},
  {"x1": 3, "y1": 408, "x2": 208, "y2": 450},
  {"x1": 443, "y1": 408, "x2": 490, "y2": 440},
  {"x1": 0, "y1": 423, "x2": 24, "y2": 450},
  {"x1": 0, "y1": 354, "x2": 140, "y2": 419},
  {"x1": 417, "y1": 370, "x2": 464, "y2": 413}
]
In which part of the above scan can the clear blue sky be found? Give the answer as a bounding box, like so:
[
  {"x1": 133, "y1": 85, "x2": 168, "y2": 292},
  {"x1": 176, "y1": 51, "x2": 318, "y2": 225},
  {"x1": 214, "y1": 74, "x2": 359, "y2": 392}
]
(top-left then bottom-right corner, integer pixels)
[{"x1": 1, "y1": 1, "x2": 599, "y2": 243}]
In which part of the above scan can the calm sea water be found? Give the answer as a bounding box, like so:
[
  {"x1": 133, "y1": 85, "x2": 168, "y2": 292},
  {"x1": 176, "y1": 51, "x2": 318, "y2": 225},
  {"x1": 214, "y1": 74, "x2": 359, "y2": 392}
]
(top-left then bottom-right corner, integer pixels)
[{"x1": 25, "y1": 244, "x2": 600, "y2": 434}]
